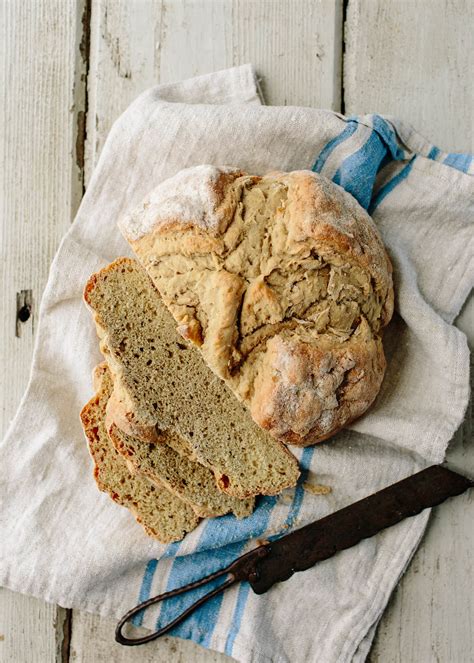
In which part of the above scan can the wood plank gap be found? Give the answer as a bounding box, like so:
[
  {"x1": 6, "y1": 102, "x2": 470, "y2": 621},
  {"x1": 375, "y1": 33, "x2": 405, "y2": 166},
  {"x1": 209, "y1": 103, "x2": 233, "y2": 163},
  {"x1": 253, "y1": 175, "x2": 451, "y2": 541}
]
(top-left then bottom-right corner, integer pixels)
[
  {"x1": 76, "y1": 0, "x2": 92, "y2": 197},
  {"x1": 343, "y1": 0, "x2": 473, "y2": 151},
  {"x1": 340, "y1": 0, "x2": 349, "y2": 115},
  {"x1": 1, "y1": 0, "x2": 90, "y2": 661},
  {"x1": 65, "y1": 1, "x2": 91, "y2": 659},
  {"x1": 55, "y1": 608, "x2": 72, "y2": 663}
]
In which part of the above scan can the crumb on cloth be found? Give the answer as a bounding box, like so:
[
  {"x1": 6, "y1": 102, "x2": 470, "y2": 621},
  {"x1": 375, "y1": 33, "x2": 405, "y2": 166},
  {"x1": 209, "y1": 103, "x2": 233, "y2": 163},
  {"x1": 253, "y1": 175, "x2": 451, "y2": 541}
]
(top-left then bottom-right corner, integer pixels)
[
  {"x1": 302, "y1": 481, "x2": 332, "y2": 496},
  {"x1": 255, "y1": 538, "x2": 270, "y2": 547},
  {"x1": 278, "y1": 489, "x2": 296, "y2": 505}
]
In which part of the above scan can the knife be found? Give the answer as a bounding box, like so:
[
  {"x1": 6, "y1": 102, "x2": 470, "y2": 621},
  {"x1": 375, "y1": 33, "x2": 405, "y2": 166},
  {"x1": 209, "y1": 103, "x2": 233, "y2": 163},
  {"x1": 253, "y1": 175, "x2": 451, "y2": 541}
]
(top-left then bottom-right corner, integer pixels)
[{"x1": 115, "y1": 463, "x2": 473, "y2": 646}]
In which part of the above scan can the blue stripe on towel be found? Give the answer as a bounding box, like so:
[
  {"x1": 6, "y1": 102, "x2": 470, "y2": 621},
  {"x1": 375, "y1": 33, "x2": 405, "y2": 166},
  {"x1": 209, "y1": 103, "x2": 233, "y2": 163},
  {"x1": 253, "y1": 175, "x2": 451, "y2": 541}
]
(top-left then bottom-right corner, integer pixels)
[
  {"x1": 132, "y1": 558, "x2": 159, "y2": 626},
  {"x1": 426, "y1": 147, "x2": 473, "y2": 172},
  {"x1": 427, "y1": 146, "x2": 440, "y2": 160},
  {"x1": 133, "y1": 541, "x2": 181, "y2": 627},
  {"x1": 377, "y1": 150, "x2": 393, "y2": 175},
  {"x1": 157, "y1": 494, "x2": 279, "y2": 646},
  {"x1": 315, "y1": 115, "x2": 407, "y2": 210},
  {"x1": 369, "y1": 158, "x2": 415, "y2": 214},
  {"x1": 312, "y1": 121, "x2": 358, "y2": 173},
  {"x1": 370, "y1": 115, "x2": 405, "y2": 161},
  {"x1": 224, "y1": 447, "x2": 315, "y2": 657},
  {"x1": 156, "y1": 541, "x2": 245, "y2": 645},
  {"x1": 443, "y1": 153, "x2": 472, "y2": 173},
  {"x1": 332, "y1": 130, "x2": 388, "y2": 209},
  {"x1": 224, "y1": 581, "x2": 252, "y2": 656},
  {"x1": 283, "y1": 446, "x2": 314, "y2": 530}
]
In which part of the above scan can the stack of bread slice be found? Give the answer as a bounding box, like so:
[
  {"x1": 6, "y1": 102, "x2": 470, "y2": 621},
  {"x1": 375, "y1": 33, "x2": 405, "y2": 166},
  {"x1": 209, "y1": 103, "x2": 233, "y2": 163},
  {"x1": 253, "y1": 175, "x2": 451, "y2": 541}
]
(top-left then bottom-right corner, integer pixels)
[
  {"x1": 80, "y1": 363, "x2": 200, "y2": 542},
  {"x1": 80, "y1": 258, "x2": 300, "y2": 543}
]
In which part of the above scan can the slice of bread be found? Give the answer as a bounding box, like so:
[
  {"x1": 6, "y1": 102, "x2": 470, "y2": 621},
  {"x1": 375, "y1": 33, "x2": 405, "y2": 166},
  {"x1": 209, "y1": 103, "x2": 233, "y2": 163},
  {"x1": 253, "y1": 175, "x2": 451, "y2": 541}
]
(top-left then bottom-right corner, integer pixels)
[
  {"x1": 108, "y1": 422, "x2": 254, "y2": 519},
  {"x1": 84, "y1": 258, "x2": 300, "y2": 498},
  {"x1": 80, "y1": 363, "x2": 199, "y2": 543},
  {"x1": 102, "y1": 367, "x2": 254, "y2": 518}
]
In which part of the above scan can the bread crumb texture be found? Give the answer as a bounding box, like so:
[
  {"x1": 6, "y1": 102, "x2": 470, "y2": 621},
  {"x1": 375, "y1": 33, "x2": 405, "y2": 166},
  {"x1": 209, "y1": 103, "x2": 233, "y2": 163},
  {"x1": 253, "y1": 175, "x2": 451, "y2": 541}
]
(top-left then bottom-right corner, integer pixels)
[
  {"x1": 122, "y1": 167, "x2": 394, "y2": 445},
  {"x1": 108, "y1": 422, "x2": 255, "y2": 519},
  {"x1": 84, "y1": 259, "x2": 299, "y2": 498},
  {"x1": 80, "y1": 363, "x2": 199, "y2": 543}
]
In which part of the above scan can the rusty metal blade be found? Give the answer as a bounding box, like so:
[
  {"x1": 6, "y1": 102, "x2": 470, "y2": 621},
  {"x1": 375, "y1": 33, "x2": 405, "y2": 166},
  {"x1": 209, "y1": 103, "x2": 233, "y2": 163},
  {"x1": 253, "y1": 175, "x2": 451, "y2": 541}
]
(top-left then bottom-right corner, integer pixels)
[{"x1": 249, "y1": 464, "x2": 473, "y2": 595}]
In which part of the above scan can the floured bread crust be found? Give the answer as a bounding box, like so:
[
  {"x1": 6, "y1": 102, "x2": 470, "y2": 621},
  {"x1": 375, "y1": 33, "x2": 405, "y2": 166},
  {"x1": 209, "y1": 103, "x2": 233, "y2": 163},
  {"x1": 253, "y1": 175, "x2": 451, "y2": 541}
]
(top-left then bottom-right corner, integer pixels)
[{"x1": 120, "y1": 167, "x2": 394, "y2": 446}]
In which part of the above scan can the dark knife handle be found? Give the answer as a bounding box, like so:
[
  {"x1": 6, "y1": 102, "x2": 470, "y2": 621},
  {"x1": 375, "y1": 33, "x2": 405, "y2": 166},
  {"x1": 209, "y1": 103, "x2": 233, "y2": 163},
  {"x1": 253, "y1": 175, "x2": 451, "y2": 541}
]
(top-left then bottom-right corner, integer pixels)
[
  {"x1": 115, "y1": 545, "x2": 269, "y2": 645},
  {"x1": 250, "y1": 465, "x2": 473, "y2": 595}
]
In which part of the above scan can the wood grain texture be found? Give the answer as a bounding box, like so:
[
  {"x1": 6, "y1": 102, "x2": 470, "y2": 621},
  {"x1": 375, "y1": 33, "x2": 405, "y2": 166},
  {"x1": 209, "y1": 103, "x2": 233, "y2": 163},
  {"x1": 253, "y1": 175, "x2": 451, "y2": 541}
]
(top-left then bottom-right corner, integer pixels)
[
  {"x1": 69, "y1": 612, "x2": 232, "y2": 662},
  {"x1": 85, "y1": 0, "x2": 342, "y2": 183},
  {"x1": 0, "y1": 1, "x2": 87, "y2": 662},
  {"x1": 344, "y1": 0, "x2": 474, "y2": 152},
  {"x1": 0, "y1": 0, "x2": 87, "y2": 438},
  {"x1": 0, "y1": 589, "x2": 67, "y2": 663},
  {"x1": 159, "y1": 0, "x2": 342, "y2": 107}
]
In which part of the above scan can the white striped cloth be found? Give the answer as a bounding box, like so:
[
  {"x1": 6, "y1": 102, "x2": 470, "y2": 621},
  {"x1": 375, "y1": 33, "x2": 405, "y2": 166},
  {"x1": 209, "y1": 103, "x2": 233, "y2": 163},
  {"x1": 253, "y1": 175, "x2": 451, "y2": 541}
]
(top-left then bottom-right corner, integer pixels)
[{"x1": 0, "y1": 65, "x2": 472, "y2": 663}]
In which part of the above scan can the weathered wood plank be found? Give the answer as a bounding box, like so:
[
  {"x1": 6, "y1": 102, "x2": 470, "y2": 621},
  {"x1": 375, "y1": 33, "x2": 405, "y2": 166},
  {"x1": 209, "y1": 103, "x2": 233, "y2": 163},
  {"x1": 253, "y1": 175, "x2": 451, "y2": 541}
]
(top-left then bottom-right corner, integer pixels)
[
  {"x1": 69, "y1": 612, "x2": 231, "y2": 662},
  {"x1": 344, "y1": 0, "x2": 473, "y2": 152},
  {"x1": 345, "y1": 2, "x2": 474, "y2": 660},
  {"x1": 0, "y1": 0, "x2": 87, "y2": 436},
  {"x1": 230, "y1": 0, "x2": 342, "y2": 109},
  {"x1": 157, "y1": 0, "x2": 342, "y2": 108},
  {"x1": 0, "y1": 589, "x2": 69, "y2": 663},
  {"x1": 0, "y1": 1, "x2": 88, "y2": 661},
  {"x1": 85, "y1": 0, "x2": 343, "y2": 183}
]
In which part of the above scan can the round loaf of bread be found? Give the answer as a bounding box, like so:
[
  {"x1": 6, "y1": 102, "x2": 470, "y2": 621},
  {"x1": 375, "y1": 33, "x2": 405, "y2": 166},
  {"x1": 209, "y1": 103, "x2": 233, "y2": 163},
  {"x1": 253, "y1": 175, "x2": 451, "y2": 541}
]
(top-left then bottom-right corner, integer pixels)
[{"x1": 119, "y1": 166, "x2": 394, "y2": 446}]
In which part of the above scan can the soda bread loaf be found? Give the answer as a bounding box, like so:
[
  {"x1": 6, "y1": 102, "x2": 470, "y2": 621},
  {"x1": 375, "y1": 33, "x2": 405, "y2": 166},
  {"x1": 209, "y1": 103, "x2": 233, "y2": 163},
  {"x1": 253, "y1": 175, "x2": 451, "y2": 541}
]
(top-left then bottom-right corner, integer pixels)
[
  {"x1": 80, "y1": 363, "x2": 199, "y2": 543},
  {"x1": 119, "y1": 166, "x2": 394, "y2": 446},
  {"x1": 107, "y1": 421, "x2": 255, "y2": 519},
  {"x1": 84, "y1": 258, "x2": 299, "y2": 498}
]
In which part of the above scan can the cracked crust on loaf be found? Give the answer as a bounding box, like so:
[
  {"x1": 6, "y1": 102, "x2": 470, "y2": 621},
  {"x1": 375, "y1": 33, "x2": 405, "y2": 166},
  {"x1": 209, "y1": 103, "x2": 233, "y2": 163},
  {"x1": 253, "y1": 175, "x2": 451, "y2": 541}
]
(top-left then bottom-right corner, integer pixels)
[{"x1": 119, "y1": 166, "x2": 394, "y2": 446}]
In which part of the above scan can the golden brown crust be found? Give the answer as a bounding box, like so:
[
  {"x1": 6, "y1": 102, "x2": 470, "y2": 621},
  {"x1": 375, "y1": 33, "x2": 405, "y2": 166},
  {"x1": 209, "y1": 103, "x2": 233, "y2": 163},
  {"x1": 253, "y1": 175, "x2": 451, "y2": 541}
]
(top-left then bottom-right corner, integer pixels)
[{"x1": 121, "y1": 167, "x2": 394, "y2": 445}]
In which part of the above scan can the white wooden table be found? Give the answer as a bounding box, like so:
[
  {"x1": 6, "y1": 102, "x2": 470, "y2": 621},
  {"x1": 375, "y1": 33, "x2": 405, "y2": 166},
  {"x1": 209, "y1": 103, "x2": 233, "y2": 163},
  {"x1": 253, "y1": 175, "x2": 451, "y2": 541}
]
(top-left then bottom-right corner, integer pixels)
[{"x1": 1, "y1": 1, "x2": 472, "y2": 661}]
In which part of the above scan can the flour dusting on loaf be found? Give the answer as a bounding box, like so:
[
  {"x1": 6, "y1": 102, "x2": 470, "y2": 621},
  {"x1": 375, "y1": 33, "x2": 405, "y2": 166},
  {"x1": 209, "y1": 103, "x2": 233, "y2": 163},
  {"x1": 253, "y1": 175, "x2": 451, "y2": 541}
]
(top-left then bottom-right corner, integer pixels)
[
  {"x1": 120, "y1": 165, "x2": 244, "y2": 240},
  {"x1": 120, "y1": 166, "x2": 394, "y2": 446}
]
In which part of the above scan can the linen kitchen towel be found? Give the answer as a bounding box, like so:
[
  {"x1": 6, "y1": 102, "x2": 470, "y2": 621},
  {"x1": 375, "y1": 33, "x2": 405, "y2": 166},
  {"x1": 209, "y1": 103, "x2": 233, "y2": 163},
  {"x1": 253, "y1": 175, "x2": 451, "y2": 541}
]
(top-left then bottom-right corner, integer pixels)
[{"x1": 1, "y1": 64, "x2": 472, "y2": 663}]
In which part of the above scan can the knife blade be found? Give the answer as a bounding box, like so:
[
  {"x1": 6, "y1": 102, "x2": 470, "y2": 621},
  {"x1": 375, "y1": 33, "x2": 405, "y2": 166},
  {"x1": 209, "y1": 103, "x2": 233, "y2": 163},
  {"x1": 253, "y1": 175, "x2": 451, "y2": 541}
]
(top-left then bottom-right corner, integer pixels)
[
  {"x1": 249, "y1": 463, "x2": 473, "y2": 594},
  {"x1": 116, "y1": 463, "x2": 473, "y2": 645}
]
